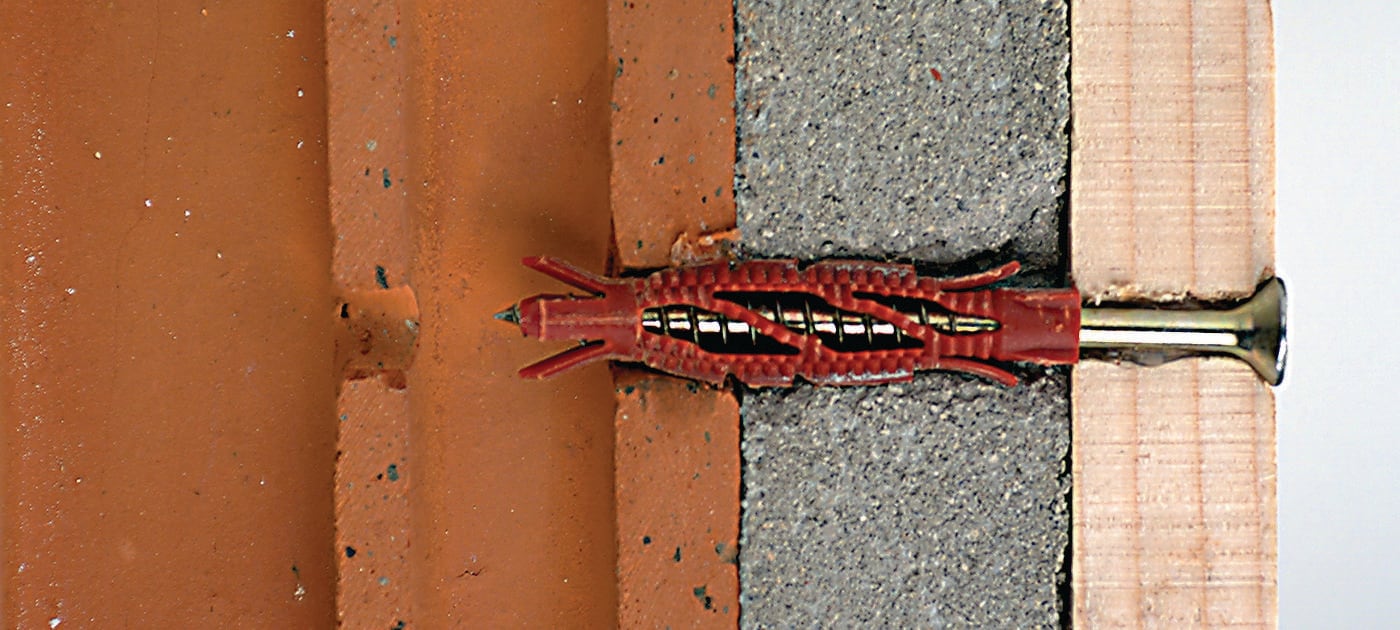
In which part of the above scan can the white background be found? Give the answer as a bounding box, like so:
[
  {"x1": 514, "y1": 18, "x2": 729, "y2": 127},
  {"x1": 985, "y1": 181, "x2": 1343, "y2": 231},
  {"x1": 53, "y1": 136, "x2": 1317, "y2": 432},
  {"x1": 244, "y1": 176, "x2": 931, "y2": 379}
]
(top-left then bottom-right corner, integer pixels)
[{"x1": 1275, "y1": 1, "x2": 1399, "y2": 626}]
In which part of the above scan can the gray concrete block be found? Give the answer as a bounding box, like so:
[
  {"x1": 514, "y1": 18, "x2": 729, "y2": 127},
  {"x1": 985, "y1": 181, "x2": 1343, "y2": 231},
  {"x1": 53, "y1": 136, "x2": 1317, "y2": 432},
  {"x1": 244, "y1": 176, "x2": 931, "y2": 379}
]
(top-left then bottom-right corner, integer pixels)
[
  {"x1": 735, "y1": 0, "x2": 1068, "y2": 272},
  {"x1": 735, "y1": 0, "x2": 1071, "y2": 627},
  {"x1": 740, "y1": 376, "x2": 1070, "y2": 628}
]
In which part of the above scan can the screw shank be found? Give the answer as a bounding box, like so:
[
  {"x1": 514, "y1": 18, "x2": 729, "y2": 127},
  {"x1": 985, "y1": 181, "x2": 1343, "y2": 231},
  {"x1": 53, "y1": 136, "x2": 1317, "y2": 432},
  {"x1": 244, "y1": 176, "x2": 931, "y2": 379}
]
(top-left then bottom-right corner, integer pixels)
[{"x1": 1077, "y1": 277, "x2": 1287, "y2": 385}]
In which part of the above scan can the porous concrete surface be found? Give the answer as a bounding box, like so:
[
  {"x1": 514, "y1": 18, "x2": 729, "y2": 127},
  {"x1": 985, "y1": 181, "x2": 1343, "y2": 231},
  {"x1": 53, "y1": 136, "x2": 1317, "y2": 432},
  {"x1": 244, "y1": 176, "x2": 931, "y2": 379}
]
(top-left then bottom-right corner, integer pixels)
[
  {"x1": 735, "y1": 1, "x2": 1071, "y2": 627},
  {"x1": 741, "y1": 378, "x2": 1070, "y2": 627},
  {"x1": 735, "y1": 0, "x2": 1067, "y2": 273}
]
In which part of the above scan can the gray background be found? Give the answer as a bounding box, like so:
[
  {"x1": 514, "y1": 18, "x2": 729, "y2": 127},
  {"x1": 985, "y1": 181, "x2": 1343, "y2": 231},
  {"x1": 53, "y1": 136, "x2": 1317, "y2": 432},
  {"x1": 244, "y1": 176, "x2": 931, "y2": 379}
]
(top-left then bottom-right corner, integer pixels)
[
  {"x1": 1276, "y1": 1, "x2": 1400, "y2": 626},
  {"x1": 735, "y1": 1, "x2": 1070, "y2": 627}
]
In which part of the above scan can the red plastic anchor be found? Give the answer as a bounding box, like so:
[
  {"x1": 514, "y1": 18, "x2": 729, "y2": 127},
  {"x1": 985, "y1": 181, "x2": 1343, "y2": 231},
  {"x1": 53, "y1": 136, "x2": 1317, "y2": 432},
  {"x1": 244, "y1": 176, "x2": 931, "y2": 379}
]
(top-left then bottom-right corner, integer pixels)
[{"x1": 495, "y1": 257, "x2": 1080, "y2": 387}]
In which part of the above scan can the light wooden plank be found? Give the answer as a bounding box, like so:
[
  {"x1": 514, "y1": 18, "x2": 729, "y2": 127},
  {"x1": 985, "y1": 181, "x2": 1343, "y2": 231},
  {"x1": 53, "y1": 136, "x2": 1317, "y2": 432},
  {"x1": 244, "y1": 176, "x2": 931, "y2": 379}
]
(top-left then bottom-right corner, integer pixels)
[
  {"x1": 1072, "y1": 362, "x2": 1277, "y2": 627},
  {"x1": 1070, "y1": 0, "x2": 1278, "y2": 627},
  {"x1": 1072, "y1": 0, "x2": 1275, "y2": 298}
]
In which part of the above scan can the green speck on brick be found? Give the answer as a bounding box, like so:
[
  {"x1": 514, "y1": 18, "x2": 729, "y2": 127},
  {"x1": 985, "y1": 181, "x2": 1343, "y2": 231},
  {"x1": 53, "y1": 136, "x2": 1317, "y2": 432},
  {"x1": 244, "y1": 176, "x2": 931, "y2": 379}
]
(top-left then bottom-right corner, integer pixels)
[
  {"x1": 642, "y1": 535, "x2": 652, "y2": 545},
  {"x1": 636, "y1": 240, "x2": 644, "y2": 250},
  {"x1": 673, "y1": 547, "x2": 682, "y2": 562},
  {"x1": 704, "y1": 431, "x2": 711, "y2": 443},
  {"x1": 388, "y1": 35, "x2": 398, "y2": 48},
  {"x1": 382, "y1": 167, "x2": 392, "y2": 188},
  {"x1": 378, "y1": 576, "x2": 390, "y2": 586},
  {"x1": 706, "y1": 84, "x2": 717, "y2": 99},
  {"x1": 375, "y1": 265, "x2": 389, "y2": 289},
  {"x1": 386, "y1": 463, "x2": 400, "y2": 482},
  {"x1": 692, "y1": 585, "x2": 713, "y2": 610}
]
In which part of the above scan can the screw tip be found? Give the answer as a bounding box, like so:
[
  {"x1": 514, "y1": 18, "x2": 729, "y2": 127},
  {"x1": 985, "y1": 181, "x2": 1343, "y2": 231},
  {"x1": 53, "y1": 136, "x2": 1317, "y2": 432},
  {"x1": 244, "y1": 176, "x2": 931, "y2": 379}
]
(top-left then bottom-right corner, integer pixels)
[{"x1": 493, "y1": 305, "x2": 520, "y2": 325}]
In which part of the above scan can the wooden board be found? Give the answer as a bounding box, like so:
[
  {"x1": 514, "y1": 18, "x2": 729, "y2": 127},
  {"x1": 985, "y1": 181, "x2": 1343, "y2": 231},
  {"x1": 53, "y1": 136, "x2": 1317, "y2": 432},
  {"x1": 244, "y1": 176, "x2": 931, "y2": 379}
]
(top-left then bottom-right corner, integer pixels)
[
  {"x1": 1070, "y1": 0, "x2": 1278, "y2": 626},
  {"x1": 1071, "y1": 0, "x2": 1276, "y2": 298}
]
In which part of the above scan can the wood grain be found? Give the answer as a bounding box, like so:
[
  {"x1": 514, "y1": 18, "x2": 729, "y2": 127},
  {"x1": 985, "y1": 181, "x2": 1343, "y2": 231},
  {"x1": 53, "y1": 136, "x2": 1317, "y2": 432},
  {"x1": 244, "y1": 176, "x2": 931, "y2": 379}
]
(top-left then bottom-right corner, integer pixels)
[
  {"x1": 1071, "y1": 0, "x2": 1275, "y2": 298},
  {"x1": 1070, "y1": 0, "x2": 1278, "y2": 627},
  {"x1": 1072, "y1": 362, "x2": 1277, "y2": 627}
]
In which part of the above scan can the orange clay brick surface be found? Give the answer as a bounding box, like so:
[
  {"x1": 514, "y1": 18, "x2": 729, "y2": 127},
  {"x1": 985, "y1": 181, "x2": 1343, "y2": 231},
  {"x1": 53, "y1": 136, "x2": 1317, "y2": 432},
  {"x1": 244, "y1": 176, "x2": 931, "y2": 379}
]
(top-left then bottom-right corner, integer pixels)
[
  {"x1": 2, "y1": 1, "x2": 739, "y2": 626},
  {"x1": 401, "y1": 2, "x2": 620, "y2": 627},
  {"x1": 609, "y1": 0, "x2": 743, "y2": 627},
  {"x1": 2, "y1": 2, "x2": 338, "y2": 625},
  {"x1": 326, "y1": 0, "x2": 414, "y2": 625},
  {"x1": 610, "y1": 0, "x2": 739, "y2": 271},
  {"x1": 614, "y1": 370, "x2": 741, "y2": 627}
]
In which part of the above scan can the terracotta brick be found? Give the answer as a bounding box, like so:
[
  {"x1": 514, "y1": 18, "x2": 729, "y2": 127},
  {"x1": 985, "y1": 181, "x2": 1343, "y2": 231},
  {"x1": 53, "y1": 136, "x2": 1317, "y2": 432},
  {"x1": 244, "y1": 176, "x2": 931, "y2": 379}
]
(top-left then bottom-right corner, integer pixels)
[
  {"x1": 399, "y1": 2, "x2": 620, "y2": 626},
  {"x1": 610, "y1": 0, "x2": 739, "y2": 271},
  {"x1": 1, "y1": 2, "x2": 337, "y2": 625},
  {"x1": 326, "y1": 0, "x2": 415, "y2": 625},
  {"x1": 3, "y1": 0, "x2": 740, "y2": 626},
  {"x1": 614, "y1": 370, "x2": 741, "y2": 627},
  {"x1": 608, "y1": 1, "x2": 743, "y2": 626}
]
